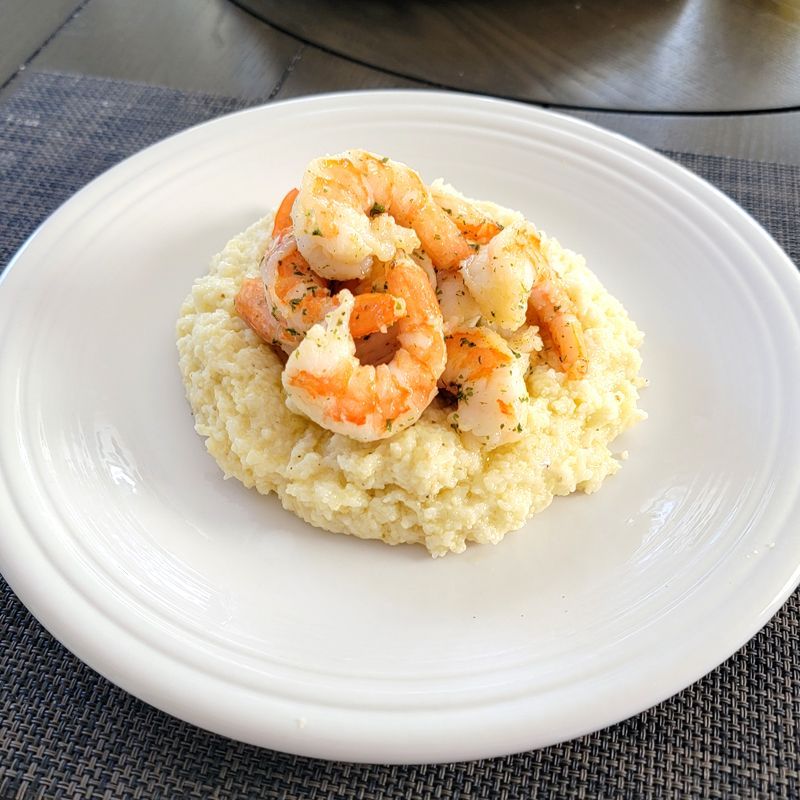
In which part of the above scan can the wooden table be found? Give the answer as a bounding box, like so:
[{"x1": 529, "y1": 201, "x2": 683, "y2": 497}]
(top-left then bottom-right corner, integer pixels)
[
  {"x1": 236, "y1": 0, "x2": 800, "y2": 113},
  {"x1": 2, "y1": 0, "x2": 800, "y2": 165}
]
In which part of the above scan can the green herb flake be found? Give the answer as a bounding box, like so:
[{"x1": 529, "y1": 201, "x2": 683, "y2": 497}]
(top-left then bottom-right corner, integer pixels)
[{"x1": 456, "y1": 386, "x2": 474, "y2": 403}]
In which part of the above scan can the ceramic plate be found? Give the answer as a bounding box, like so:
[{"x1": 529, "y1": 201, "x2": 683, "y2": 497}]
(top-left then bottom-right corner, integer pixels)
[{"x1": 1, "y1": 92, "x2": 799, "y2": 764}]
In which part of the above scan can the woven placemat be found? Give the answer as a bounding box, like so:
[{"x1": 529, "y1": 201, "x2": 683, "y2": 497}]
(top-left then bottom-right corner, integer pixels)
[{"x1": 1, "y1": 72, "x2": 798, "y2": 800}]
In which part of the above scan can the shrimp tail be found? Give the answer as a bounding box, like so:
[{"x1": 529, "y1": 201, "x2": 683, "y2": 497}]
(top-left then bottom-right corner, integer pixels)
[{"x1": 272, "y1": 188, "x2": 300, "y2": 237}]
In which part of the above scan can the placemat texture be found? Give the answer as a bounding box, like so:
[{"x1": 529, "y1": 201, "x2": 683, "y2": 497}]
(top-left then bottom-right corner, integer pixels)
[{"x1": 1, "y1": 71, "x2": 798, "y2": 800}]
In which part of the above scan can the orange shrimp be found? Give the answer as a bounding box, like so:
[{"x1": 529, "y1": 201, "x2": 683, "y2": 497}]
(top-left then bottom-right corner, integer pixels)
[
  {"x1": 259, "y1": 233, "x2": 405, "y2": 350},
  {"x1": 430, "y1": 186, "x2": 503, "y2": 245},
  {"x1": 525, "y1": 244, "x2": 588, "y2": 378},
  {"x1": 291, "y1": 150, "x2": 472, "y2": 279},
  {"x1": 236, "y1": 188, "x2": 407, "y2": 353},
  {"x1": 460, "y1": 219, "x2": 588, "y2": 377},
  {"x1": 440, "y1": 327, "x2": 530, "y2": 447},
  {"x1": 272, "y1": 188, "x2": 299, "y2": 236},
  {"x1": 528, "y1": 286, "x2": 587, "y2": 378},
  {"x1": 282, "y1": 253, "x2": 446, "y2": 441},
  {"x1": 234, "y1": 276, "x2": 302, "y2": 352}
]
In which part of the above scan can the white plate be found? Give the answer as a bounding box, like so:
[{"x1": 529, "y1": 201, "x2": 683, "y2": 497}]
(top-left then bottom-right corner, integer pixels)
[{"x1": 1, "y1": 91, "x2": 799, "y2": 764}]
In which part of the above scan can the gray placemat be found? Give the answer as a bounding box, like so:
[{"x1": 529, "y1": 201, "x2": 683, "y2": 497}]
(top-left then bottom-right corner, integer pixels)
[{"x1": 1, "y1": 71, "x2": 798, "y2": 800}]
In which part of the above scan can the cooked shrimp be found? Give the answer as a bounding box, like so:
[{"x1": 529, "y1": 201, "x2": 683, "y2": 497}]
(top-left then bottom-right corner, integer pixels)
[
  {"x1": 234, "y1": 277, "x2": 302, "y2": 352},
  {"x1": 339, "y1": 251, "x2": 434, "y2": 296},
  {"x1": 410, "y1": 248, "x2": 437, "y2": 289},
  {"x1": 282, "y1": 253, "x2": 446, "y2": 441},
  {"x1": 436, "y1": 267, "x2": 481, "y2": 335},
  {"x1": 430, "y1": 184, "x2": 503, "y2": 244},
  {"x1": 235, "y1": 188, "x2": 305, "y2": 350},
  {"x1": 504, "y1": 324, "x2": 541, "y2": 356},
  {"x1": 261, "y1": 233, "x2": 405, "y2": 341},
  {"x1": 272, "y1": 188, "x2": 299, "y2": 236},
  {"x1": 461, "y1": 221, "x2": 538, "y2": 332},
  {"x1": 461, "y1": 221, "x2": 588, "y2": 377},
  {"x1": 528, "y1": 273, "x2": 588, "y2": 378},
  {"x1": 342, "y1": 256, "x2": 433, "y2": 365},
  {"x1": 236, "y1": 217, "x2": 406, "y2": 353},
  {"x1": 440, "y1": 327, "x2": 530, "y2": 448},
  {"x1": 261, "y1": 233, "x2": 329, "y2": 333},
  {"x1": 291, "y1": 150, "x2": 472, "y2": 280}
]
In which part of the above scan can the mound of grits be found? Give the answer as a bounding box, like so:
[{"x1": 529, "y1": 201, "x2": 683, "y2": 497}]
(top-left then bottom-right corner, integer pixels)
[{"x1": 176, "y1": 205, "x2": 646, "y2": 557}]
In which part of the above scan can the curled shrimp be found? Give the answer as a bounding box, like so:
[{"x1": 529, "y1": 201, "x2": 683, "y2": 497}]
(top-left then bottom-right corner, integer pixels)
[
  {"x1": 272, "y1": 187, "x2": 299, "y2": 235},
  {"x1": 461, "y1": 221, "x2": 538, "y2": 332},
  {"x1": 430, "y1": 183, "x2": 503, "y2": 244},
  {"x1": 524, "y1": 237, "x2": 588, "y2": 378},
  {"x1": 436, "y1": 266, "x2": 481, "y2": 335},
  {"x1": 462, "y1": 221, "x2": 588, "y2": 377},
  {"x1": 528, "y1": 275, "x2": 588, "y2": 378},
  {"x1": 339, "y1": 255, "x2": 435, "y2": 366},
  {"x1": 282, "y1": 252, "x2": 446, "y2": 441},
  {"x1": 292, "y1": 150, "x2": 472, "y2": 280},
  {"x1": 440, "y1": 327, "x2": 530, "y2": 448},
  {"x1": 235, "y1": 191, "x2": 406, "y2": 353},
  {"x1": 235, "y1": 188, "x2": 308, "y2": 351},
  {"x1": 235, "y1": 275, "x2": 302, "y2": 353},
  {"x1": 235, "y1": 236, "x2": 406, "y2": 353},
  {"x1": 263, "y1": 233, "x2": 405, "y2": 341}
]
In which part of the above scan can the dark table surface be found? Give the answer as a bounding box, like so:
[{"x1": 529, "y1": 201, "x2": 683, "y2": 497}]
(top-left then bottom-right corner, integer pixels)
[
  {"x1": 1, "y1": 1, "x2": 799, "y2": 797},
  {"x1": 1, "y1": 0, "x2": 800, "y2": 165},
  {"x1": 236, "y1": 0, "x2": 800, "y2": 113}
]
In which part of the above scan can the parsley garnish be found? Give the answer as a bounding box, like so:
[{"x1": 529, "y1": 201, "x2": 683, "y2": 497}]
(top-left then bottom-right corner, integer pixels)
[{"x1": 455, "y1": 386, "x2": 474, "y2": 403}]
